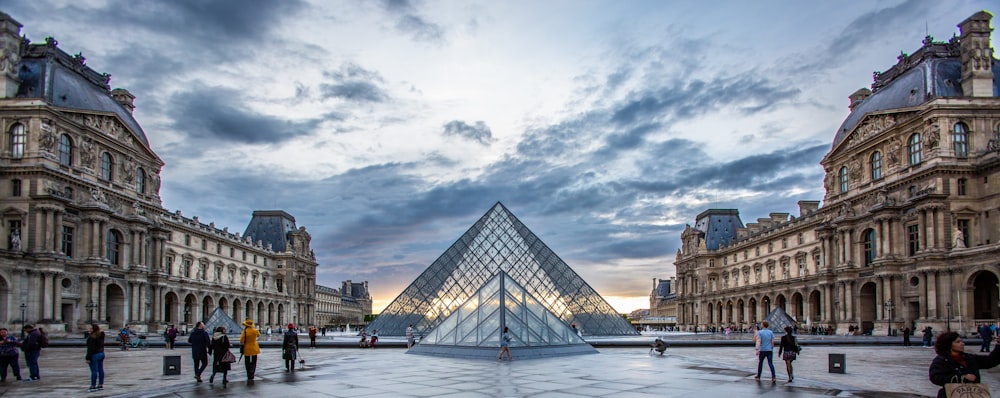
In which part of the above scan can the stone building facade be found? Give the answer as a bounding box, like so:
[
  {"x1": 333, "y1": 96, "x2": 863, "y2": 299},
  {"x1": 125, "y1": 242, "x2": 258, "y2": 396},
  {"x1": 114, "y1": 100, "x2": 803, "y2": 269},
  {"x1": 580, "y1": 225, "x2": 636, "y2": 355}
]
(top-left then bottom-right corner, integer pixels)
[
  {"x1": 315, "y1": 280, "x2": 371, "y2": 329},
  {"x1": 0, "y1": 12, "x2": 319, "y2": 336},
  {"x1": 673, "y1": 11, "x2": 1000, "y2": 336}
]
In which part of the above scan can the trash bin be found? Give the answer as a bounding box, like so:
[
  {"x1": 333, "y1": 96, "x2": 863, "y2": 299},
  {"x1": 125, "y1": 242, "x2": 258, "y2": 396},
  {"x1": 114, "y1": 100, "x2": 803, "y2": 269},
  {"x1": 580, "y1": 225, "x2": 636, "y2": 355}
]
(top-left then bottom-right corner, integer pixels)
[
  {"x1": 163, "y1": 355, "x2": 181, "y2": 375},
  {"x1": 829, "y1": 353, "x2": 846, "y2": 374}
]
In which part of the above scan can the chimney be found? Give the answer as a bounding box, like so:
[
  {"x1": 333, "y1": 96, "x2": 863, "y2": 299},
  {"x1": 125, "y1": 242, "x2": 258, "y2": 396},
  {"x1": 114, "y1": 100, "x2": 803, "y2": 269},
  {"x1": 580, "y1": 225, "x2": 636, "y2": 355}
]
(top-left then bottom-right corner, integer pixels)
[
  {"x1": 797, "y1": 200, "x2": 820, "y2": 216},
  {"x1": 848, "y1": 88, "x2": 871, "y2": 111},
  {"x1": 958, "y1": 11, "x2": 994, "y2": 97},
  {"x1": 111, "y1": 88, "x2": 136, "y2": 113},
  {"x1": 669, "y1": 277, "x2": 675, "y2": 294},
  {"x1": 0, "y1": 12, "x2": 23, "y2": 98}
]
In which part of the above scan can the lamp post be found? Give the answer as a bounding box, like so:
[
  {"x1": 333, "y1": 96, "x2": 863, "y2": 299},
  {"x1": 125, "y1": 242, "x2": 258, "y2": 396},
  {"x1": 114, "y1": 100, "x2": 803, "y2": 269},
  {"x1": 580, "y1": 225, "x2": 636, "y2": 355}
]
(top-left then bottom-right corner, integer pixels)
[
  {"x1": 947, "y1": 302, "x2": 952, "y2": 332},
  {"x1": 885, "y1": 300, "x2": 895, "y2": 336},
  {"x1": 19, "y1": 303, "x2": 26, "y2": 339}
]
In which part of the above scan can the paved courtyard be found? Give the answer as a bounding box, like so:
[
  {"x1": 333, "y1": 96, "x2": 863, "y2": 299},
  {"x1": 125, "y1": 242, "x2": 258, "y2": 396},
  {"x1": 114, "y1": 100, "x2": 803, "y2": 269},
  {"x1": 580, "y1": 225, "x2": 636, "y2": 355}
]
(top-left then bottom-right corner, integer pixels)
[{"x1": 0, "y1": 333, "x2": 994, "y2": 397}]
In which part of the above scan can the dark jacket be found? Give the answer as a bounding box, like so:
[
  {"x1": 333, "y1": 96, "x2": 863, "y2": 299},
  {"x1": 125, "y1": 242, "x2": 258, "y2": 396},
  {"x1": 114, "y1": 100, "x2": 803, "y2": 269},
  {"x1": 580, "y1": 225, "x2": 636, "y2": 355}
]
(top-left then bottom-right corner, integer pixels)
[
  {"x1": 778, "y1": 334, "x2": 799, "y2": 356},
  {"x1": 188, "y1": 327, "x2": 211, "y2": 358},
  {"x1": 22, "y1": 329, "x2": 43, "y2": 353},
  {"x1": 929, "y1": 349, "x2": 1000, "y2": 398},
  {"x1": 85, "y1": 332, "x2": 105, "y2": 361},
  {"x1": 282, "y1": 330, "x2": 298, "y2": 360},
  {"x1": 209, "y1": 332, "x2": 231, "y2": 372}
]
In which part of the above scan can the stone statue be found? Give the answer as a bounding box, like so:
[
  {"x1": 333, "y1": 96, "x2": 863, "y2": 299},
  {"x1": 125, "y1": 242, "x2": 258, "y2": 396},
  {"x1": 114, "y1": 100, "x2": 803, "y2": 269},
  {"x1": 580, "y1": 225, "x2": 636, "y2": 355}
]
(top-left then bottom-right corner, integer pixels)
[
  {"x1": 9, "y1": 229, "x2": 20, "y2": 251},
  {"x1": 953, "y1": 229, "x2": 966, "y2": 249},
  {"x1": 924, "y1": 120, "x2": 940, "y2": 149}
]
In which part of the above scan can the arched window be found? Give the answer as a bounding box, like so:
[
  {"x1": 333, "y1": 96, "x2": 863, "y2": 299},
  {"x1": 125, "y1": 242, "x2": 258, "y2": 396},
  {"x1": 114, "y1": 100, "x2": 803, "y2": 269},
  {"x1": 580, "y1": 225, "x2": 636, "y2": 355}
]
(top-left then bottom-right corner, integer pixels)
[
  {"x1": 58, "y1": 134, "x2": 73, "y2": 166},
  {"x1": 839, "y1": 166, "x2": 848, "y2": 193},
  {"x1": 953, "y1": 122, "x2": 969, "y2": 157},
  {"x1": 863, "y1": 228, "x2": 877, "y2": 265},
  {"x1": 136, "y1": 167, "x2": 146, "y2": 194},
  {"x1": 9, "y1": 123, "x2": 26, "y2": 159},
  {"x1": 106, "y1": 229, "x2": 122, "y2": 265},
  {"x1": 870, "y1": 151, "x2": 882, "y2": 180},
  {"x1": 908, "y1": 133, "x2": 922, "y2": 165},
  {"x1": 100, "y1": 152, "x2": 114, "y2": 181}
]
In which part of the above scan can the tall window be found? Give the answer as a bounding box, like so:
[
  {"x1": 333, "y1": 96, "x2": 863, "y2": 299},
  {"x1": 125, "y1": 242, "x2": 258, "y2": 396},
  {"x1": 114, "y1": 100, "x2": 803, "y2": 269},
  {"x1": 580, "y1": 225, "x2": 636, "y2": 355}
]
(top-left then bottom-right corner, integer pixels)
[
  {"x1": 100, "y1": 152, "x2": 113, "y2": 181},
  {"x1": 9, "y1": 123, "x2": 25, "y2": 159},
  {"x1": 907, "y1": 225, "x2": 920, "y2": 256},
  {"x1": 106, "y1": 229, "x2": 121, "y2": 265},
  {"x1": 958, "y1": 178, "x2": 968, "y2": 196},
  {"x1": 136, "y1": 167, "x2": 146, "y2": 194},
  {"x1": 61, "y1": 226, "x2": 74, "y2": 257},
  {"x1": 839, "y1": 166, "x2": 849, "y2": 193},
  {"x1": 953, "y1": 122, "x2": 969, "y2": 157},
  {"x1": 58, "y1": 134, "x2": 73, "y2": 166},
  {"x1": 870, "y1": 151, "x2": 882, "y2": 180},
  {"x1": 908, "y1": 133, "x2": 922, "y2": 165},
  {"x1": 863, "y1": 228, "x2": 877, "y2": 265},
  {"x1": 11, "y1": 179, "x2": 21, "y2": 196}
]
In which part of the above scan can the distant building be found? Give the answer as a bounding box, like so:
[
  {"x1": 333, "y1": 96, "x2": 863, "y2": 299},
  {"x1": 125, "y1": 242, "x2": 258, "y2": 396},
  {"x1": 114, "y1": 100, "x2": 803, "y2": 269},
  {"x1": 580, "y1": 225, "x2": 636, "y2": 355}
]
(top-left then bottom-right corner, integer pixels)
[
  {"x1": 315, "y1": 280, "x2": 371, "y2": 328},
  {"x1": 673, "y1": 11, "x2": 1000, "y2": 336},
  {"x1": 0, "y1": 12, "x2": 317, "y2": 335}
]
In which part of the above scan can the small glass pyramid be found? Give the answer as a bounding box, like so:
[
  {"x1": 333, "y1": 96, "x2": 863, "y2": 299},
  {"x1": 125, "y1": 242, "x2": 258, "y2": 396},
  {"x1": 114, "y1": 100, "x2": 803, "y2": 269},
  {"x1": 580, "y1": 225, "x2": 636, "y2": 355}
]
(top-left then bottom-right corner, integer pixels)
[
  {"x1": 366, "y1": 202, "x2": 638, "y2": 338},
  {"x1": 409, "y1": 270, "x2": 597, "y2": 359}
]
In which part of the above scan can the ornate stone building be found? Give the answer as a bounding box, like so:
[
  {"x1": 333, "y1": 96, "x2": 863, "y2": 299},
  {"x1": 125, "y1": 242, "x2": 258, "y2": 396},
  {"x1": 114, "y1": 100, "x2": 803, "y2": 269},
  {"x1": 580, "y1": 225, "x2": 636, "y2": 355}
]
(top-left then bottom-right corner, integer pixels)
[
  {"x1": 673, "y1": 11, "x2": 1000, "y2": 336},
  {"x1": 0, "y1": 12, "x2": 319, "y2": 336},
  {"x1": 315, "y1": 280, "x2": 371, "y2": 329}
]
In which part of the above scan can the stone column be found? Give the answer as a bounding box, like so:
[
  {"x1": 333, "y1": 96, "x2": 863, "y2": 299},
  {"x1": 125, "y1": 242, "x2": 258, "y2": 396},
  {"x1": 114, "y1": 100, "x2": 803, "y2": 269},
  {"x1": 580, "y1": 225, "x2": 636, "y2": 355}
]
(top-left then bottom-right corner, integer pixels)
[
  {"x1": 928, "y1": 271, "x2": 938, "y2": 318},
  {"x1": 54, "y1": 210, "x2": 64, "y2": 254},
  {"x1": 52, "y1": 273, "x2": 63, "y2": 321}
]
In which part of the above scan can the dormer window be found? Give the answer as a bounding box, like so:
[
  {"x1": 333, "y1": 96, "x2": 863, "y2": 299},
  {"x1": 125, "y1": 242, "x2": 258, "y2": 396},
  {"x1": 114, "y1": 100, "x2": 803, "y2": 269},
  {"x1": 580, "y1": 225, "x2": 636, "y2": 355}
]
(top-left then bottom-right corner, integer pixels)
[
  {"x1": 870, "y1": 151, "x2": 882, "y2": 180},
  {"x1": 953, "y1": 122, "x2": 969, "y2": 157},
  {"x1": 839, "y1": 166, "x2": 849, "y2": 193},
  {"x1": 908, "y1": 133, "x2": 922, "y2": 165}
]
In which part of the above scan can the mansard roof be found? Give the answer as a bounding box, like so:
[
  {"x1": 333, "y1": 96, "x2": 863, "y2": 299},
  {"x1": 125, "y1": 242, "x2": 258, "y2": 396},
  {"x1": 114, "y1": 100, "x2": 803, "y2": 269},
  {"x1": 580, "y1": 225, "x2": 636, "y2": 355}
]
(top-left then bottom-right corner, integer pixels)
[
  {"x1": 694, "y1": 209, "x2": 743, "y2": 250},
  {"x1": 16, "y1": 37, "x2": 151, "y2": 147},
  {"x1": 832, "y1": 35, "x2": 999, "y2": 150},
  {"x1": 243, "y1": 210, "x2": 297, "y2": 252}
]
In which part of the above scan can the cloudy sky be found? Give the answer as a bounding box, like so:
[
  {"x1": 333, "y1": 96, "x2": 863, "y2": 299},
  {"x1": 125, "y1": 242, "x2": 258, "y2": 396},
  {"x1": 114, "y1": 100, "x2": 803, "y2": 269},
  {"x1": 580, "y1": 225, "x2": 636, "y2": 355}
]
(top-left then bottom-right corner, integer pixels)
[{"x1": 5, "y1": 0, "x2": 995, "y2": 313}]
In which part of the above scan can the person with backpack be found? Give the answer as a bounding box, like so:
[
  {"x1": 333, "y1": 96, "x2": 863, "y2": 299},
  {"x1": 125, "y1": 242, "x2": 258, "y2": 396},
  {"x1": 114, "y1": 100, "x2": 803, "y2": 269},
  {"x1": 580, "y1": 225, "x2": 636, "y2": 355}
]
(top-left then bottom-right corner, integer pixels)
[
  {"x1": 21, "y1": 324, "x2": 46, "y2": 381},
  {"x1": 282, "y1": 323, "x2": 299, "y2": 372}
]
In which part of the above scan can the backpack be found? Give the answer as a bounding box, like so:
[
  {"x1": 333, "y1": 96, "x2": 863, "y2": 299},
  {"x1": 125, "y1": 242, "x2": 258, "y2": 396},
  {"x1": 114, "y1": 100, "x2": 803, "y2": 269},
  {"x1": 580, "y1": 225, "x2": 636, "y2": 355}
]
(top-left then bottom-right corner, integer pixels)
[{"x1": 39, "y1": 333, "x2": 48, "y2": 348}]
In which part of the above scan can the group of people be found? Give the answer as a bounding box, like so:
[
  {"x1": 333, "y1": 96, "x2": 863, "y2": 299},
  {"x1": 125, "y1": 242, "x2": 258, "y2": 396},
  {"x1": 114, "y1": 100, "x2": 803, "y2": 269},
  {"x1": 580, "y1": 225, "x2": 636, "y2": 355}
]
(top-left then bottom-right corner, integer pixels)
[
  {"x1": 0, "y1": 324, "x2": 46, "y2": 383},
  {"x1": 358, "y1": 329, "x2": 379, "y2": 348}
]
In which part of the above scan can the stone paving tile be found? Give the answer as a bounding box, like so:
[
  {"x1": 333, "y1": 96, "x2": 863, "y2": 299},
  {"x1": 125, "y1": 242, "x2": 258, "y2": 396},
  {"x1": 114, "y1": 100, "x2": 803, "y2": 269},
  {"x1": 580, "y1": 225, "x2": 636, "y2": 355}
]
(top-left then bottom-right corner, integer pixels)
[{"x1": 5, "y1": 335, "x2": 1000, "y2": 397}]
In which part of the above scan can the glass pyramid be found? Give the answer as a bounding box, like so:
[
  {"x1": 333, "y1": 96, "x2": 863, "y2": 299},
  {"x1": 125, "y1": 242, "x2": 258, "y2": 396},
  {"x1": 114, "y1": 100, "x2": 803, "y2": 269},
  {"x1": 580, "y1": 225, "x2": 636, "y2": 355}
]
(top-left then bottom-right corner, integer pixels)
[
  {"x1": 409, "y1": 270, "x2": 597, "y2": 359},
  {"x1": 205, "y1": 307, "x2": 242, "y2": 335},
  {"x1": 367, "y1": 202, "x2": 638, "y2": 337}
]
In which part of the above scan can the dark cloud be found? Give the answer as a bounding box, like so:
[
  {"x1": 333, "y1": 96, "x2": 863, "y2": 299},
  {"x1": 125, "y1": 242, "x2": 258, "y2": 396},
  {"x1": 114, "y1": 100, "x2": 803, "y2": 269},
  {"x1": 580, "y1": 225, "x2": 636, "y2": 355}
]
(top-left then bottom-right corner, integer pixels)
[
  {"x1": 442, "y1": 120, "x2": 494, "y2": 145},
  {"x1": 319, "y1": 64, "x2": 389, "y2": 103},
  {"x1": 166, "y1": 86, "x2": 319, "y2": 145},
  {"x1": 381, "y1": 0, "x2": 444, "y2": 42}
]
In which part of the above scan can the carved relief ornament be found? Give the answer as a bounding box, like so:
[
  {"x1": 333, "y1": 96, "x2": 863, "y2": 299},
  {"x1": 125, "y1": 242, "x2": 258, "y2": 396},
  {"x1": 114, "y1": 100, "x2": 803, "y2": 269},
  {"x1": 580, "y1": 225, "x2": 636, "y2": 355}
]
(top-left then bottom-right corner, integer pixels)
[{"x1": 848, "y1": 115, "x2": 896, "y2": 147}]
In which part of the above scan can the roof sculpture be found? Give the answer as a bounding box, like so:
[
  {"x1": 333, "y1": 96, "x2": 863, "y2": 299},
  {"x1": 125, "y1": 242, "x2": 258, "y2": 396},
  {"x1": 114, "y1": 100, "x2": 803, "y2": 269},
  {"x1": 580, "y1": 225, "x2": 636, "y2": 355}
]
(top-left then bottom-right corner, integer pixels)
[
  {"x1": 408, "y1": 271, "x2": 598, "y2": 359},
  {"x1": 366, "y1": 202, "x2": 638, "y2": 337}
]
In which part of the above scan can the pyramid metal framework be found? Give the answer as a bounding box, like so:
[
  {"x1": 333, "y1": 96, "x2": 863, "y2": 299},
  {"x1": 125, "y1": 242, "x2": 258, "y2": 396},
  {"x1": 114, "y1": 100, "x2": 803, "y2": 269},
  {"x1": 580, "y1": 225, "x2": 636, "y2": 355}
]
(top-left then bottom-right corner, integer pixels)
[
  {"x1": 205, "y1": 307, "x2": 242, "y2": 335},
  {"x1": 408, "y1": 271, "x2": 597, "y2": 359},
  {"x1": 367, "y1": 202, "x2": 638, "y2": 337}
]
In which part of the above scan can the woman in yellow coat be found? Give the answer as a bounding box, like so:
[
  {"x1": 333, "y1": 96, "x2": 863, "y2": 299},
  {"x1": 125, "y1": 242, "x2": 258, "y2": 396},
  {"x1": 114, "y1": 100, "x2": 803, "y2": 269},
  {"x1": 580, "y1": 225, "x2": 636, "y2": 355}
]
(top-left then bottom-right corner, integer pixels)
[{"x1": 239, "y1": 319, "x2": 261, "y2": 385}]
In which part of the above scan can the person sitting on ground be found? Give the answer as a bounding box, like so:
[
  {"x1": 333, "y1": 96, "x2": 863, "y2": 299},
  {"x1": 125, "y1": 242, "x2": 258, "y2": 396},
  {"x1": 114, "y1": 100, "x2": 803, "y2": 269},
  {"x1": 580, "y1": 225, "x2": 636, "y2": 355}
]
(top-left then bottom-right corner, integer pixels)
[{"x1": 651, "y1": 338, "x2": 667, "y2": 355}]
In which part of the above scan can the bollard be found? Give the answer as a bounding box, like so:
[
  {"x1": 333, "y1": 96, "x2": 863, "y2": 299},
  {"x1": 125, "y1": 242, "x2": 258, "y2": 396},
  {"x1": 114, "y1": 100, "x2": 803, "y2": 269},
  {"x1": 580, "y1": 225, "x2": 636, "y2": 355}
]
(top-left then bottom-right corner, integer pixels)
[
  {"x1": 163, "y1": 355, "x2": 181, "y2": 376},
  {"x1": 828, "y1": 353, "x2": 846, "y2": 374}
]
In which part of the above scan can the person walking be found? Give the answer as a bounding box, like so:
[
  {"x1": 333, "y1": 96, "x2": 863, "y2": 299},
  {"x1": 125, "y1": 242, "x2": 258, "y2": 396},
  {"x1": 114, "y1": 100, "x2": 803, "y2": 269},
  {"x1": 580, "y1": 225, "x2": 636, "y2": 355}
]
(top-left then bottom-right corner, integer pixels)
[
  {"x1": 282, "y1": 323, "x2": 299, "y2": 372},
  {"x1": 188, "y1": 322, "x2": 211, "y2": 383},
  {"x1": 85, "y1": 323, "x2": 105, "y2": 392},
  {"x1": 923, "y1": 326, "x2": 934, "y2": 348},
  {"x1": 777, "y1": 326, "x2": 800, "y2": 382},
  {"x1": 406, "y1": 325, "x2": 415, "y2": 349},
  {"x1": 497, "y1": 326, "x2": 513, "y2": 361},
  {"x1": 980, "y1": 324, "x2": 993, "y2": 352},
  {"x1": 208, "y1": 326, "x2": 232, "y2": 386},
  {"x1": 166, "y1": 325, "x2": 177, "y2": 350},
  {"x1": 308, "y1": 326, "x2": 317, "y2": 348},
  {"x1": 239, "y1": 319, "x2": 261, "y2": 385},
  {"x1": 754, "y1": 320, "x2": 776, "y2": 382},
  {"x1": 929, "y1": 331, "x2": 1000, "y2": 398},
  {"x1": 21, "y1": 324, "x2": 45, "y2": 381},
  {"x1": 0, "y1": 327, "x2": 22, "y2": 382},
  {"x1": 902, "y1": 327, "x2": 912, "y2": 347}
]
